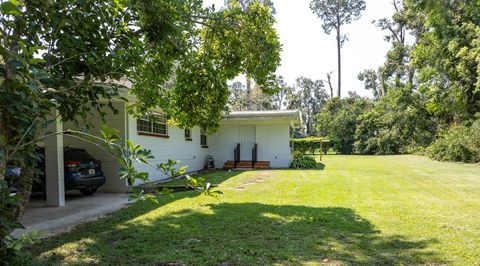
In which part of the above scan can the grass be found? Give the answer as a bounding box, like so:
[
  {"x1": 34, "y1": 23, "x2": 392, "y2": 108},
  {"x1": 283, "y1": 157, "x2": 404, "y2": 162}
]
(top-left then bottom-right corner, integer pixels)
[{"x1": 20, "y1": 155, "x2": 480, "y2": 265}]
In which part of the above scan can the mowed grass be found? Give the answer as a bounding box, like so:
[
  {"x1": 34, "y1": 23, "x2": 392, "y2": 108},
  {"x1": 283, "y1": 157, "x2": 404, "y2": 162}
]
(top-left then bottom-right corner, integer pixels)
[{"x1": 20, "y1": 155, "x2": 480, "y2": 265}]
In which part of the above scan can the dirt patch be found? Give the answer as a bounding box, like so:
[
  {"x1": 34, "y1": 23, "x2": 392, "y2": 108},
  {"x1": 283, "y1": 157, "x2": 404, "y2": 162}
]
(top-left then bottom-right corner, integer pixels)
[{"x1": 230, "y1": 171, "x2": 273, "y2": 191}]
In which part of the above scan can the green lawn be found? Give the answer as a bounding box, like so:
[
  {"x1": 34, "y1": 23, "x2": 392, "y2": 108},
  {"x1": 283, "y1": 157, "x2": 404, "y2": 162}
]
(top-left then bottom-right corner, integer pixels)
[{"x1": 21, "y1": 155, "x2": 480, "y2": 265}]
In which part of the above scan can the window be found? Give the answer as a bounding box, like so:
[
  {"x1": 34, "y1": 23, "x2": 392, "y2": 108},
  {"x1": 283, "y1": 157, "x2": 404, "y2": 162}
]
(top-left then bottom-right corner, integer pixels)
[
  {"x1": 137, "y1": 113, "x2": 168, "y2": 137},
  {"x1": 200, "y1": 128, "x2": 208, "y2": 148},
  {"x1": 185, "y1": 128, "x2": 192, "y2": 141}
]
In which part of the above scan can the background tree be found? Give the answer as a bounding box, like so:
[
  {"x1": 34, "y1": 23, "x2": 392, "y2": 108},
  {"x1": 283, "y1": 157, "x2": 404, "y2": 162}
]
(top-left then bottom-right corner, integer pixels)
[
  {"x1": 228, "y1": 81, "x2": 275, "y2": 111},
  {"x1": 374, "y1": 0, "x2": 415, "y2": 94},
  {"x1": 271, "y1": 76, "x2": 293, "y2": 110},
  {"x1": 406, "y1": 0, "x2": 480, "y2": 123},
  {"x1": 288, "y1": 77, "x2": 328, "y2": 135},
  {"x1": 358, "y1": 69, "x2": 382, "y2": 100},
  {"x1": 316, "y1": 92, "x2": 372, "y2": 154},
  {"x1": 225, "y1": 0, "x2": 275, "y2": 13},
  {"x1": 321, "y1": 0, "x2": 480, "y2": 162},
  {"x1": 310, "y1": 0, "x2": 366, "y2": 98},
  {"x1": 353, "y1": 89, "x2": 436, "y2": 155},
  {"x1": 228, "y1": 81, "x2": 248, "y2": 111},
  {"x1": 324, "y1": 71, "x2": 335, "y2": 99}
]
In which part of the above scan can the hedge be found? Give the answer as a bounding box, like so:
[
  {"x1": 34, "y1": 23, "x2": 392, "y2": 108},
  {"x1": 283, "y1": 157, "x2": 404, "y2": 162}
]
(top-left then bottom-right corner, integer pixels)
[{"x1": 291, "y1": 137, "x2": 329, "y2": 154}]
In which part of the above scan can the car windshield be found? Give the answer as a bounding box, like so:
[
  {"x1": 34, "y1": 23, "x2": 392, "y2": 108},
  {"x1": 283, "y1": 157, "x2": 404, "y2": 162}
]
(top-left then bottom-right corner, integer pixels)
[{"x1": 64, "y1": 150, "x2": 95, "y2": 162}]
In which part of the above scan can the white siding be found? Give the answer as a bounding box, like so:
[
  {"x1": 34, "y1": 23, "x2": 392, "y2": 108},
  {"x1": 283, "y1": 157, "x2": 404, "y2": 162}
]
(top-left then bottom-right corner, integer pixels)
[
  {"x1": 55, "y1": 104, "x2": 294, "y2": 190},
  {"x1": 127, "y1": 115, "x2": 211, "y2": 183},
  {"x1": 211, "y1": 121, "x2": 292, "y2": 168},
  {"x1": 62, "y1": 102, "x2": 128, "y2": 193},
  {"x1": 266, "y1": 123, "x2": 291, "y2": 168}
]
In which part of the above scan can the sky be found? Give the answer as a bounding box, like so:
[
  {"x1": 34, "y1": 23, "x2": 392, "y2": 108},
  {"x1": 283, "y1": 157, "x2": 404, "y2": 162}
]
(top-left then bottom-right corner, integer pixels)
[{"x1": 203, "y1": 0, "x2": 396, "y2": 98}]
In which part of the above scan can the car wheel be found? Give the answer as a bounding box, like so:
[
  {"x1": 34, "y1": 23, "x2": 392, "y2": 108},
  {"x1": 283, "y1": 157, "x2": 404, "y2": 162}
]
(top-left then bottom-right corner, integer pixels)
[{"x1": 80, "y1": 187, "x2": 98, "y2": 195}]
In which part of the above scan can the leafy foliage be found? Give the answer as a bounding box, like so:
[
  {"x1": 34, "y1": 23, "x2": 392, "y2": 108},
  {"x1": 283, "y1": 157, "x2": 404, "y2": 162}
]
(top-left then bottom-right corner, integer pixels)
[
  {"x1": 354, "y1": 88, "x2": 436, "y2": 155},
  {"x1": 291, "y1": 137, "x2": 328, "y2": 154},
  {"x1": 350, "y1": 1, "x2": 479, "y2": 161},
  {"x1": 287, "y1": 77, "x2": 328, "y2": 135},
  {"x1": 99, "y1": 126, "x2": 223, "y2": 203},
  {"x1": 228, "y1": 80, "x2": 276, "y2": 111},
  {"x1": 289, "y1": 151, "x2": 317, "y2": 169},
  {"x1": 408, "y1": 0, "x2": 480, "y2": 123},
  {"x1": 427, "y1": 120, "x2": 480, "y2": 163},
  {"x1": 317, "y1": 93, "x2": 373, "y2": 154}
]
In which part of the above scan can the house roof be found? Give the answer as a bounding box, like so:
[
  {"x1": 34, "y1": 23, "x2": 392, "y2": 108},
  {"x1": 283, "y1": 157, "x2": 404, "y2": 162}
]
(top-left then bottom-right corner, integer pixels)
[{"x1": 222, "y1": 110, "x2": 302, "y2": 126}]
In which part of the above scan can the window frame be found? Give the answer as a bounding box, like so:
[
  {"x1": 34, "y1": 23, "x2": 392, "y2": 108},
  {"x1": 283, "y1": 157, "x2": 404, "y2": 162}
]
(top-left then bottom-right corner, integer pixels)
[
  {"x1": 137, "y1": 113, "x2": 169, "y2": 138},
  {"x1": 184, "y1": 128, "x2": 192, "y2": 141},
  {"x1": 200, "y1": 128, "x2": 208, "y2": 148}
]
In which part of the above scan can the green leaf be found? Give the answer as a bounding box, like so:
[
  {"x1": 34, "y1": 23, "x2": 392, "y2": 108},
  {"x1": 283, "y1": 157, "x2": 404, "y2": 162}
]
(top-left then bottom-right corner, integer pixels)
[
  {"x1": 178, "y1": 165, "x2": 188, "y2": 174},
  {"x1": 29, "y1": 58, "x2": 45, "y2": 65},
  {"x1": 161, "y1": 187, "x2": 174, "y2": 198},
  {"x1": 113, "y1": 0, "x2": 124, "y2": 9},
  {"x1": 1, "y1": 1, "x2": 21, "y2": 15},
  {"x1": 8, "y1": 0, "x2": 24, "y2": 6}
]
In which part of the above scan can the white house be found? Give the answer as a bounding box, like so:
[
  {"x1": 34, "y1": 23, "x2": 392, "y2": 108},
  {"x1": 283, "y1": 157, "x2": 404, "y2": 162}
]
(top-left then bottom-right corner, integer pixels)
[{"x1": 42, "y1": 99, "x2": 301, "y2": 206}]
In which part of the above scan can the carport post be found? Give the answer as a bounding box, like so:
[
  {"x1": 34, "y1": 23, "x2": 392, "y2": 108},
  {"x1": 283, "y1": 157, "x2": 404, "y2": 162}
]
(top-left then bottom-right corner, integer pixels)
[{"x1": 45, "y1": 109, "x2": 65, "y2": 207}]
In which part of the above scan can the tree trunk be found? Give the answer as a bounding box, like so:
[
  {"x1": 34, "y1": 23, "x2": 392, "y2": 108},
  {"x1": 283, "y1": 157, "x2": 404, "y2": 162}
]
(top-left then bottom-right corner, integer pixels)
[
  {"x1": 326, "y1": 72, "x2": 334, "y2": 99},
  {"x1": 246, "y1": 77, "x2": 252, "y2": 110},
  {"x1": 336, "y1": 26, "x2": 342, "y2": 98}
]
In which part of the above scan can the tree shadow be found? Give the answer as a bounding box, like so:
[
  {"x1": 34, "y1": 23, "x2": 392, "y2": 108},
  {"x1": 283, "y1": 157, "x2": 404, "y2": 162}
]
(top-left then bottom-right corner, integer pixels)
[{"x1": 25, "y1": 202, "x2": 446, "y2": 265}]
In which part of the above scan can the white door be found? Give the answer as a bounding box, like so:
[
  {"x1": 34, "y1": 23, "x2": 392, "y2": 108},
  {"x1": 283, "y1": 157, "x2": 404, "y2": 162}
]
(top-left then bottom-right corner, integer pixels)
[{"x1": 239, "y1": 125, "x2": 256, "y2": 160}]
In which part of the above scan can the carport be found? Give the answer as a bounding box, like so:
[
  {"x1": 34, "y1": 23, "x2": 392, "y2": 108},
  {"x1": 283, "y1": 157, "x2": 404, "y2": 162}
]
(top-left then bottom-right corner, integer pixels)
[{"x1": 42, "y1": 103, "x2": 129, "y2": 207}]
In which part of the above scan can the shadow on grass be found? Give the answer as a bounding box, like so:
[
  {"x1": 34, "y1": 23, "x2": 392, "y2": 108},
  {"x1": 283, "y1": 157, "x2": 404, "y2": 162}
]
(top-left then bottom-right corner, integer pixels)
[
  {"x1": 23, "y1": 202, "x2": 445, "y2": 265},
  {"x1": 316, "y1": 162, "x2": 326, "y2": 170}
]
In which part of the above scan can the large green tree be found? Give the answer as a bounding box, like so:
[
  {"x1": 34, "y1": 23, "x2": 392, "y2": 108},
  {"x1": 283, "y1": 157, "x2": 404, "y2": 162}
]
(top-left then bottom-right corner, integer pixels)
[
  {"x1": 0, "y1": 0, "x2": 280, "y2": 258},
  {"x1": 316, "y1": 93, "x2": 372, "y2": 154},
  {"x1": 350, "y1": 0, "x2": 480, "y2": 159},
  {"x1": 224, "y1": 0, "x2": 276, "y2": 109},
  {"x1": 271, "y1": 76, "x2": 293, "y2": 110},
  {"x1": 288, "y1": 77, "x2": 328, "y2": 135},
  {"x1": 407, "y1": 0, "x2": 480, "y2": 123},
  {"x1": 310, "y1": 0, "x2": 366, "y2": 98}
]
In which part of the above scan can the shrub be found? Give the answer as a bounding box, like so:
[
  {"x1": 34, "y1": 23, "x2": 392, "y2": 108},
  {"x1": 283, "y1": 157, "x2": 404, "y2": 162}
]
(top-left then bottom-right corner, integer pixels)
[
  {"x1": 427, "y1": 121, "x2": 480, "y2": 163},
  {"x1": 289, "y1": 151, "x2": 317, "y2": 169}
]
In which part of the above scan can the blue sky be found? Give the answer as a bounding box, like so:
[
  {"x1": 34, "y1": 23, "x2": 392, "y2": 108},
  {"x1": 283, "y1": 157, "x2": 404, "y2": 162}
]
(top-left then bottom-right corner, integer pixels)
[{"x1": 204, "y1": 0, "x2": 396, "y2": 98}]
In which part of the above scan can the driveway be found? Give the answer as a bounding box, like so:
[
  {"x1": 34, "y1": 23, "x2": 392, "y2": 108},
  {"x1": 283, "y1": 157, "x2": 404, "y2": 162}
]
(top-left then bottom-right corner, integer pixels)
[{"x1": 13, "y1": 192, "x2": 129, "y2": 238}]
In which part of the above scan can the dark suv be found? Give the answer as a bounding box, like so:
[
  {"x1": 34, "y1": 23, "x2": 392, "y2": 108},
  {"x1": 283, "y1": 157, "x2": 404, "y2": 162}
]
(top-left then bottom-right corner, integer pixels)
[{"x1": 6, "y1": 147, "x2": 105, "y2": 195}]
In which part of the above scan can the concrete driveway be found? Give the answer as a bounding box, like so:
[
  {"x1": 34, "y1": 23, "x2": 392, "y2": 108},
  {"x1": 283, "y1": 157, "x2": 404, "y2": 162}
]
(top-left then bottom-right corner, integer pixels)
[{"x1": 13, "y1": 192, "x2": 129, "y2": 238}]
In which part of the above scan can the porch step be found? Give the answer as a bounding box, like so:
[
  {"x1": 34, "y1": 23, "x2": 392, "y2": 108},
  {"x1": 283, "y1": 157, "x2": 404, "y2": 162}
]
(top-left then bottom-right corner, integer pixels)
[{"x1": 223, "y1": 161, "x2": 270, "y2": 169}]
